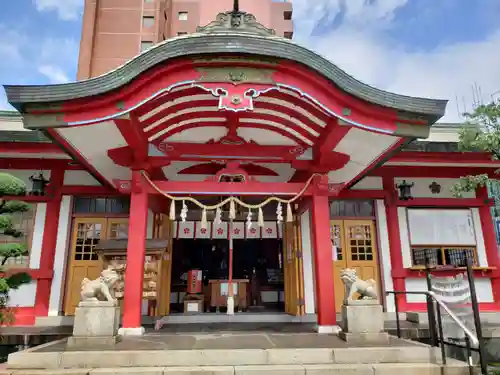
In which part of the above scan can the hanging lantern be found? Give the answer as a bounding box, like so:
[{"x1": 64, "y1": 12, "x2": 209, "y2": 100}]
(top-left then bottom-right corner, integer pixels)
[
  {"x1": 396, "y1": 180, "x2": 414, "y2": 201},
  {"x1": 29, "y1": 172, "x2": 50, "y2": 196}
]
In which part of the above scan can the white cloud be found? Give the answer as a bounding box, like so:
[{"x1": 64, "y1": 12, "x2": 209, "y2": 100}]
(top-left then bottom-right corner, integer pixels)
[
  {"x1": 0, "y1": 26, "x2": 79, "y2": 109},
  {"x1": 38, "y1": 65, "x2": 70, "y2": 84},
  {"x1": 34, "y1": 0, "x2": 83, "y2": 21},
  {"x1": 292, "y1": 0, "x2": 500, "y2": 122}
]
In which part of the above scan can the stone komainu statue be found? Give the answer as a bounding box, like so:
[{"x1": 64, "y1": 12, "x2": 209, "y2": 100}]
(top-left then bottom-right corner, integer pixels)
[
  {"x1": 340, "y1": 268, "x2": 378, "y2": 301},
  {"x1": 80, "y1": 266, "x2": 120, "y2": 302}
]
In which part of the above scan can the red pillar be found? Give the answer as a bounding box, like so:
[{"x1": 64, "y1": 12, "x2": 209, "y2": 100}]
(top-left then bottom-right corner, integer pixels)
[
  {"x1": 477, "y1": 186, "x2": 500, "y2": 304},
  {"x1": 310, "y1": 193, "x2": 337, "y2": 330},
  {"x1": 382, "y1": 177, "x2": 406, "y2": 309},
  {"x1": 121, "y1": 171, "x2": 149, "y2": 334},
  {"x1": 34, "y1": 169, "x2": 64, "y2": 317}
]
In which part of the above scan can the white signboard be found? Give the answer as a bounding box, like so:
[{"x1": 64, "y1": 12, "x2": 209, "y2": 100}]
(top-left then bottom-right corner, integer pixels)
[{"x1": 407, "y1": 209, "x2": 476, "y2": 245}]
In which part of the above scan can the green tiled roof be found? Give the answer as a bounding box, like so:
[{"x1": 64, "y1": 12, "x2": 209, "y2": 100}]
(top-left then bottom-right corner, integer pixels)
[
  {"x1": 0, "y1": 110, "x2": 21, "y2": 118},
  {"x1": 0, "y1": 130, "x2": 52, "y2": 143}
]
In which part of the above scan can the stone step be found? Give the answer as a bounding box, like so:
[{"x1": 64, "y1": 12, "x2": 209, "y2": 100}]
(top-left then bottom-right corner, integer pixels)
[
  {"x1": 0, "y1": 362, "x2": 475, "y2": 375},
  {"x1": 8, "y1": 346, "x2": 462, "y2": 369}
]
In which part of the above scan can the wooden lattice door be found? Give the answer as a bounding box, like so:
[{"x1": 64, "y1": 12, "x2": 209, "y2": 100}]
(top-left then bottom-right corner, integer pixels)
[
  {"x1": 156, "y1": 214, "x2": 173, "y2": 316},
  {"x1": 283, "y1": 218, "x2": 305, "y2": 316},
  {"x1": 331, "y1": 220, "x2": 379, "y2": 310},
  {"x1": 64, "y1": 218, "x2": 107, "y2": 315}
]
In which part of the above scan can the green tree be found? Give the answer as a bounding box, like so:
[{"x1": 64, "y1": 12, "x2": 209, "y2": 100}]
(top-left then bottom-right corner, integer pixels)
[
  {"x1": 0, "y1": 173, "x2": 32, "y2": 325},
  {"x1": 451, "y1": 100, "x2": 500, "y2": 197}
]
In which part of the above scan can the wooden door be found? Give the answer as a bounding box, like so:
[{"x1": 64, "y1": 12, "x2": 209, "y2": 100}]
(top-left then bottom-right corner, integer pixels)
[
  {"x1": 331, "y1": 220, "x2": 379, "y2": 310},
  {"x1": 106, "y1": 218, "x2": 129, "y2": 240},
  {"x1": 158, "y1": 214, "x2": 173, "y2": 316},
  {"x1": 64, "y1": 218, "x2": 107, "y2": 315},
  {"x1": 283, "y1": 218, "x2": 305, "y2": 316}
]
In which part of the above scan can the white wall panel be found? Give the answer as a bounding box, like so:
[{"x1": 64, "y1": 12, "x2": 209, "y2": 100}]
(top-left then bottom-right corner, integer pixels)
[
  {"x1": 8, "y1": 281, "x2": 37, "y2": 307},
  {"x1": 300, "y1": 209, "x2": 315, "y2": 314},
  {"x1": 28, "y1": 203, "x2": 46, "y2": 269},
  {"x1": 471, "y1": 208, "x2": 488, "y2": 267},
  {"x1": 375, "y1": 200, "x2": 394, "y2": 312},
  {"x1": 49, "y1": 196, "x2": 72, "y2": 316},
  {"x1": 397, "y1": 207, "x2": 412, "y2": 268}
]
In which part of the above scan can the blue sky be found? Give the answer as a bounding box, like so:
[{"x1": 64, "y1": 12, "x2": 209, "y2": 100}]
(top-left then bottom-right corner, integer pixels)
[{"x1": 1, "y1": 0, "x2": 500, "y2": 122}]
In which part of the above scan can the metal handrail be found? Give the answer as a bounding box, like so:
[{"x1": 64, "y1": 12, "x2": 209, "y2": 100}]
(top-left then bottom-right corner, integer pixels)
[
  {"x1": 428, "y1": 290, "x2": 479, "y2": 347},
  {"x1": 386, "y1": 290, "x2": 479, "y2": 347}
]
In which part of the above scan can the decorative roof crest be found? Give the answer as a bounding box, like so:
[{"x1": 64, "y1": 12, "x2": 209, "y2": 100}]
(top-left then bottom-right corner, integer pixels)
[{"x1": 196, "y1": 0, "x2": 276, "y2": 37}]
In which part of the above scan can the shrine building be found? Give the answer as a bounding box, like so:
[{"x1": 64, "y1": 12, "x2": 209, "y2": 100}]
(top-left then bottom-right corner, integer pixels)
[{"x1": 1, "y1": 5, "x2": 500, "y2": 335}]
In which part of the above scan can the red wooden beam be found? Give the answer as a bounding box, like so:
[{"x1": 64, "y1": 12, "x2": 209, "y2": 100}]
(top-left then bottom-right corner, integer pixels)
[
  {"x1": 120, "y1": 179, "x2": 318, "y2": 196},
  {"x1": 145, "y1": 107, "x2": 316, "y2": 145},
  {"x1": 61, "y1": 185, "x2": 120, "y2": 195},
  {"x1": 338, "y1": 189, "x2": 388, "y2": 199},
  {"x1": 0, "y1": 142, "x2": 65, "y2": 154},
  {"x1": 313, "y1": 122, "x2": 350, "y2": 165},
  {"x1": 291, "y1": 155, "x2": 350, "y2": 172},
  {"x1": 396, "y1": 198, "x2": 492, "y2": 207},
  {"x1": 372, "y1": 165, "x2": 498, "y2": 178},
  {"x1": 390, "y1": 151, "x2": 496, "y2": 164},
  {"x1": 152, "y1": 121, "x2": 309, "y2": 148},
  {"x1": 0, "y1": 268, "x2": 53, "y2": 280},
  {"x1": 155, "y1": 141, "x2": 306, "y2": 161},
  {"x1": 114, "y1": 117, "x2": 148, "y2": 163},
  {"x1": 1, "y1": 195, "x2": 52, "y2": 203},
  {"x1": 0, "y1": 158, "x2": 84, "y2": 170}
]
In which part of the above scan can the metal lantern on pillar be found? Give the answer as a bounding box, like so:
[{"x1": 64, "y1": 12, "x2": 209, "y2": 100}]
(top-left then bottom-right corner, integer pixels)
[
  {"x1": 395, "y1": 180, "x2": 414, "y2": 201},
  {"x1": 29, "y1": 172, "x2": 50, "y2": 196}
]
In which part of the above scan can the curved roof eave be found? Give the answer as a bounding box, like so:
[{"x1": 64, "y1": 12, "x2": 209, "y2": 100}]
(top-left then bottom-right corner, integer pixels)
[{"x1": 3, "y1": 32, "x2": 447, "y2": 119}]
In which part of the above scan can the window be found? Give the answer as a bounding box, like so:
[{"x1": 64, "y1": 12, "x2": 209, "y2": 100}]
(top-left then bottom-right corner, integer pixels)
[
  {"x1": 140, "y1": 41, "x2": 154, "y2": 52},
  {"x1": 411, "y1": 247, "x2": 477, "y2": 267},
  {"x1": 330, "y1": 200, "x2": 374, "y2": 218},
  {"x1": 407, "y1": 208, "x2": 478, "y2": 267},
  {"x1": 177, "y1": 32, "x2": 187, "y2": 36},
  {"x1": 283, "y1": 11, "x2": 292, "y2": 20},
  {"x1": 142, "y1": 16, "x2": 155, "y2": 28},
  {"x1": 73, "y1": 197, "x2": 130, "y2": 214},
  {"x1": 144, "y1": 0, "x2": 154, "y2": 3},
  {"x1": 284, "y1": 31, "x2": 293, "y2": 39},
  {"x1": 178, "y1": 12, "x2": 188, "y2": 21},
  {"x1": 0, "y1": 204, "x2": 36, "y2": 268}
]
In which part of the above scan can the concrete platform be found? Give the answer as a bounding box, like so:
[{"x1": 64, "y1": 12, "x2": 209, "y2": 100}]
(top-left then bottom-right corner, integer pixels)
[
  {"x1": 7, "y1": 333, "x2": 460, "y2": 366},
  {"x1": 0, "y1": 362, "x2": 475, "y2": 374},
  {"x1": 5, "y1": 331, "x2": 476, "y2": 374}
]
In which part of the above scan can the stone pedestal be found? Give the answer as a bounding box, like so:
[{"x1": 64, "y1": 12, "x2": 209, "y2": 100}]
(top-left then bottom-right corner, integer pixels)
[
  {"x1": 67, "y1": 300, "x2": 121, "y2": 347},
  {"x1": 339, "y1": 299, "x2": 389, "y2": 344}
]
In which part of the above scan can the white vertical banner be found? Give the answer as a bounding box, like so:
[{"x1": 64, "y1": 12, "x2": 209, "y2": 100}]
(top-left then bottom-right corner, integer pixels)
[
  {"x1": 195, "y1": 222, "x2": 211, "y2": 239},
  {"x1": 212, "y1": 222, "x2": 228, "y2": 239},
  {"x1": 231, "y1": 222, "x2": 245, "y2": 239},
  {"x1": 262, "y1": 222, "x2": 278, "y2": 239},
  {"x1": 177, "y1": 221, "x2": 195, "y2": 239},
  {"x1": 246, "y1": 225, "x2": 261, "y2": 239},
  {"x1": 277, "y1": 222, "x2": 283, "y2": 239}
]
